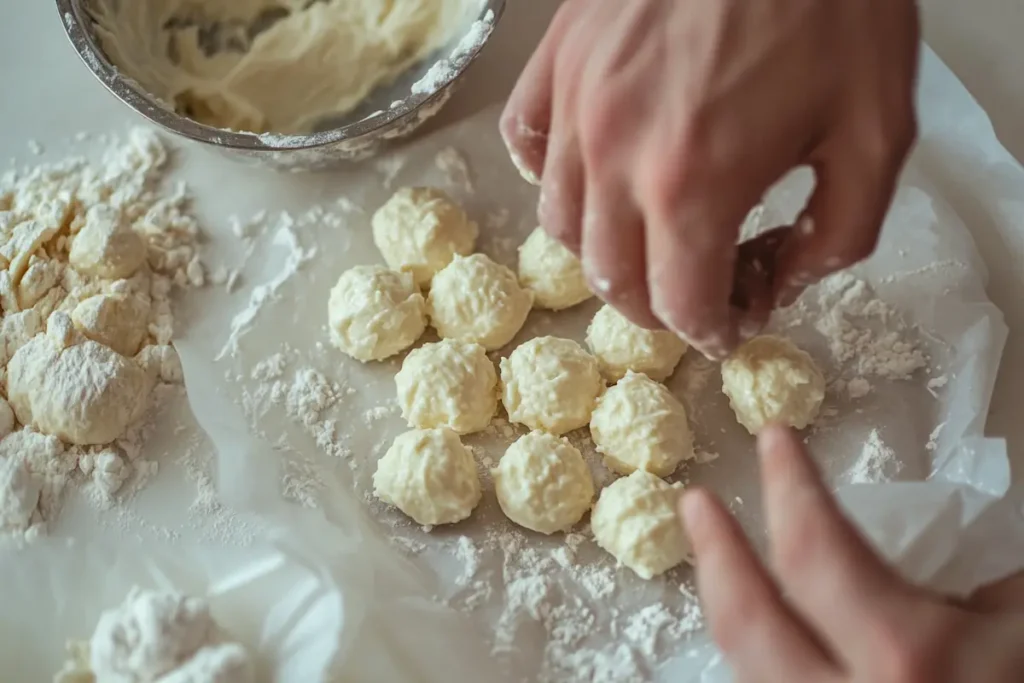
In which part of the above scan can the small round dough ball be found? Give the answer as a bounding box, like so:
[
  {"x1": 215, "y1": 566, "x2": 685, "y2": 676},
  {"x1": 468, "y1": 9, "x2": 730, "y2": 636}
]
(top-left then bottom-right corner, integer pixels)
[
  {"x1": 590, "y1": 371, "x2": 693, "y2": 477},
  {"x1": 591, "y1": 470, "x2": 692, "y2": 580},
  {"x1": 373, "y1": 428, "x2": 481, "y2": 526},
  {"x1": 586, "y1": 305, "x2": 688, "y2": 382},
  {"x1": 517, "y1": 228, "x2": 592, "y2": 310},
  {"x1": 500, "y1": 336, "x2": 603, "y2": 435},
  {"x1": 396, "y1": 339, "x2": 497, "y2": 434},
  {"x1": 372, "y1": 187, "x2": 478, "y2": 288},
  {"x1": 7, "y1": 319, "x2": 153, "y2": 446},
  {"x1": 492, "y1": 431, "x2": 595, "y2": 534},
  {"x1": 428, "y1": 254, "x2": 533, "y2": 350},
  {"x1": 721, "y1": 335, "x2": 825, "y2": 434},
  {"x1": 327, "y1": 265, "x2": 426, "y2": 362},
  {"x1": 69, "y1": 205, "x2": 147, "y2": 280}
]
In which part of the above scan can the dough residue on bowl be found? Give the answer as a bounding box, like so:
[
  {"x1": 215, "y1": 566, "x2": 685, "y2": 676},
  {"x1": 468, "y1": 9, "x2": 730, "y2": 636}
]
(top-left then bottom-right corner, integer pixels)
[{"x1": 88, "y1": 0, "x2": 481, "y2": 134}]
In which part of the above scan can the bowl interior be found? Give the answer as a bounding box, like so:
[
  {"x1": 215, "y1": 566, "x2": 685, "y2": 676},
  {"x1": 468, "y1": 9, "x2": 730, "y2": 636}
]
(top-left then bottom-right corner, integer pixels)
[{"x1": 58, "y1": 0, "x2": 505, "y2": 151}]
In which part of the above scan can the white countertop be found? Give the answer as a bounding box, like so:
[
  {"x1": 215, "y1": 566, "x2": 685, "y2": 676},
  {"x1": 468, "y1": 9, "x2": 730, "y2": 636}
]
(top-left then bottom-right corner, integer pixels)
[{"x1": 921, "y1": 0, "x2": 1024, "y2": 483}]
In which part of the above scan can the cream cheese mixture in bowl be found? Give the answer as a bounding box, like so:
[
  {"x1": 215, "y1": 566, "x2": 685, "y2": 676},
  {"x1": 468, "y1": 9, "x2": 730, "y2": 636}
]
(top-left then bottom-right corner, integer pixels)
[{"x1": 57, "y1": 0, "x2": 503, "y2": 170}]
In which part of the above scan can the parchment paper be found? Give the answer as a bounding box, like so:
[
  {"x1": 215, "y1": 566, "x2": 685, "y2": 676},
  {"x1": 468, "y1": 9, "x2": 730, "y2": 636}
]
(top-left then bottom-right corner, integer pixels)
[
  {"x1": 170, "y1": 45, "x2": 1024, "y2": 682},
  {"x1": 0, "y1": 535, "x2": 343, "y2": 683}
]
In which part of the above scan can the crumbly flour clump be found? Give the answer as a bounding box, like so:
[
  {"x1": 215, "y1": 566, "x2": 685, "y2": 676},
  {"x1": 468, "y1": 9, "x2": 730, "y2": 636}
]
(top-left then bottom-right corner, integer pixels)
[
  {"x1": 0, "y1": 128, "x2": 204, "y2": 540},
  {"x1": 53, "y1": 587, "x2": 253, "y2": 683}
]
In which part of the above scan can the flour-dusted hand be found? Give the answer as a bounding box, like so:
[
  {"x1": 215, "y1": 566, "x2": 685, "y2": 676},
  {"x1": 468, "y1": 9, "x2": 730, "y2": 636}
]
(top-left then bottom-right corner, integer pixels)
[
  {"x1": 501, "y1": 0, "x2": 919, "y2": 358},
  {"x1": 679, "y1": 426, "x2": 1024, "y2": 682}
]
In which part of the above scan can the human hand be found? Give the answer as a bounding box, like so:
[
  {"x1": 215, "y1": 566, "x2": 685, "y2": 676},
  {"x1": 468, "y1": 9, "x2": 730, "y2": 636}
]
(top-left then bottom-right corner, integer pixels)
[
  {"x1": 679, "y1": 426, "x2": 1024, "y2": 682},
  {"x1": 501, "y1": 0, "x2": 919, "y2": 359}
]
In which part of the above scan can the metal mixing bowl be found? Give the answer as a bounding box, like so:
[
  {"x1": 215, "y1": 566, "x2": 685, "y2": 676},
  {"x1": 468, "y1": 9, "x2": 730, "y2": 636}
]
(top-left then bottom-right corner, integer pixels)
[{"x1": 56, "y1": 0, "x2": 506, "y2": 171}]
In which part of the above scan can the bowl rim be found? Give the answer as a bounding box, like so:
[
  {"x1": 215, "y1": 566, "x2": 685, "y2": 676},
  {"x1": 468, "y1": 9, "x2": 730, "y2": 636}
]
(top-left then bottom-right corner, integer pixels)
[{"x1": 54, "y1": 0, "x2": 506, "y2": 152}]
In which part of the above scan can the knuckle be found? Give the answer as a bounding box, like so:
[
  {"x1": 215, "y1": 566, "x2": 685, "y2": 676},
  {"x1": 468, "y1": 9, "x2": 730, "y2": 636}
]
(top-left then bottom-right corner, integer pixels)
[
  {"x1": 637, "y1": 121, "x2": 710, "y2": 218},
  {"x1": 577, "y1": 95, "x2": 623, "y2": 164}
]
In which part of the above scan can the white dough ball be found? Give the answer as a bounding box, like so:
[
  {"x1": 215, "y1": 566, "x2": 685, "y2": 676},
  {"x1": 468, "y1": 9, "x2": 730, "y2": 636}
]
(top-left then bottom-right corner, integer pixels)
[
  {"x1": 69, "y1": 205, "x2": 147, "y2": 280},
  {"x1": 492, "y1": 431, "x2": 595, "y2": 534},
  {"x1": 586, "y1": 305, "x2": 688, "y2": 382},
  {"x1": 373, "y1": 428, "x2": 481, "y2": 526},
  {"x1": 372, "y1": 187, "x2": 478, "y2": 288},
  {"x1": 517, "y1": 227, "x2": 592, "y2": 310},
  {"x1": 395, "y1": 339, "x2": 497, "y2": 434},
  {"x1": 591, "y1": 470, "x2": 692, "y2": 580},
  {"x1": 590, "y1": 371, "x2": 694, "y2": 477},
  {"x1": 7, "y1": 318, "x2": 153, "y2": 446},
  {"x1": 721, "y1": 335, "x2": 825, "y2": 434},
  {"x1": 327, "y1": 265, "x2": 426, "y2": 362},
  {"x1": 428, "y1": 254, "x2": 533, "y2": 350},
  {"x1": 500, "y1": 336, "x2": 603, "y2": 435}
]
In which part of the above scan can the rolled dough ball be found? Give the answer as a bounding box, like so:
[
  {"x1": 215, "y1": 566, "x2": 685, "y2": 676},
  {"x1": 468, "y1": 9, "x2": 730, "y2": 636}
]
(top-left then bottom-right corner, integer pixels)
[
  {"x1": 327, "y1": 265, "x2": 426, "y2": 362},
  {"x1": 586, "y1": 304, "x2": 688, "y2": 382},
  {"x1": 372, "y1": 187, "x2": 478, "y2": 288},
  {"x1": 500, "y1": 336, "x2": 603, "y2": 435},
  {"x1": 591, "y1": 470, "x2": 692, "y2": 580},
  {"x1": 517, "y1": 228, "x2": 592, "y2": 310},
  {"x1": 373, "y1": 428, "x2": 481, "y2": 526},
  {"x1": 7, "y1": 316, "x2": 153, "y2": 446},
  {"x1": 428, "y1": 254, "x2": 533, "y2": 350},
  {"x1": 721, "y1": 335, "x2": 825, "y2": 434},
  {"x1": 492, "y1": 431, "x2": 595, "y2": 534},
  {"x1": 590, "y1": 371, "x2": 693, "y2": 477},
  {"x1": 395, "y1": 339, "x2": 497, "y2": 434}
]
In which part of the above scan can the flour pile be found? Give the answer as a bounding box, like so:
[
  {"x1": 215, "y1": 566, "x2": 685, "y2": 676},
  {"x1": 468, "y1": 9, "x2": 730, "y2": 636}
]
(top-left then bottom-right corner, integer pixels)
[
  {"x1": 54, "y1": 587, "x2": 253, "y2": 683},
  {"x1": 0, "y1": 129, "x2": 203, "y2": 540}
]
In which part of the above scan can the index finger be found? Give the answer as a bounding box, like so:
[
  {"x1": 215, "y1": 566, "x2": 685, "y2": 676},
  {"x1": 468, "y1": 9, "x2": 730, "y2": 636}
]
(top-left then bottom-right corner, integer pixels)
[
  {"x1": 499, "y1": 3, "x2": 580, "y2": 185},
  {"x1": 643, "y1": 194, "x2": 746, "y2": 359}
]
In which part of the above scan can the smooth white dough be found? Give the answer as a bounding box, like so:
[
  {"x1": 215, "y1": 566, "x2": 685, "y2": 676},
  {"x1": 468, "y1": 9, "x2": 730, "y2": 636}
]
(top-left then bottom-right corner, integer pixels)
[
  {"x1": 517, "y1": 227, "x2": 592, "y2": 310},
  {"x1": 373, "y1": 427, "x2": 481, "y2": 526},
  {"x1": 327, "y1": 265, "x2": 426, "y2": 362},
  {"x1": 590, "y1": 371, "x2": 693, "y2": 477},
  {"x1": 428, "y1": 253, "x2": 533, "y2": 350},
  {"x1": 395, "y1": 339, "x2": 497, "y2": 434},
  {"x1": 591, "y1": 470, "x2": 692, "y2": 580},
  {"x1": 372, "y1": 187, "x2": 478, "y2": 288},
  {"x1": 586, "y1": 304, "x2": 688, "y2": 382},
  {"x1": 721, "y1": 335, "x2": 825, "y2": 434},
  {"x1": 492, "y1": 431, "x2": 595, "y2": 534},
  {"x1": 500, "y1": 336, "x2": 603, "y2": 435}
]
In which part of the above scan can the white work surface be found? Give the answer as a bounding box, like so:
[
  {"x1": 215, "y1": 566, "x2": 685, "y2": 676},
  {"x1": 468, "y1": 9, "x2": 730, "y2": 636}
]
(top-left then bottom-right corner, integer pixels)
[
  {"x1": 920, "y1": 0, "x2": 1024, "y2": 486},
  {"x1": 2, "y1": 2, "x2": 1024, "y2": 681}
]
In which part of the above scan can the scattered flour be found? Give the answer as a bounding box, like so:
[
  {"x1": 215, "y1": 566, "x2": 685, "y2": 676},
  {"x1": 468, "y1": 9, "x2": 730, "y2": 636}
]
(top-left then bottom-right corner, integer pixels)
[
  {"x1": 410, "y1": 10, "x2": 496, "y2": 96},
  {"x1": 435, "y1": 146, "x2": 474, "y2": 193},
  {"x1": 814, "y1": 273, "x2": 928, "y2": 380},
  {"x1": 846, "y1": 429, "x2": 903, "y2": 484}
]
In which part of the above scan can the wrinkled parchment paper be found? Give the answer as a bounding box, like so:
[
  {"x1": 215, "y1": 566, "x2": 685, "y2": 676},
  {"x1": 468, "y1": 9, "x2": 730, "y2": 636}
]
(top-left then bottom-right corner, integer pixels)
[
  {"x1": 0, "y1": 536, "x2": 342, "y2": 682},
  {"x1": 166, "y1": 45, "x2": 1024, "y2": 682}
]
